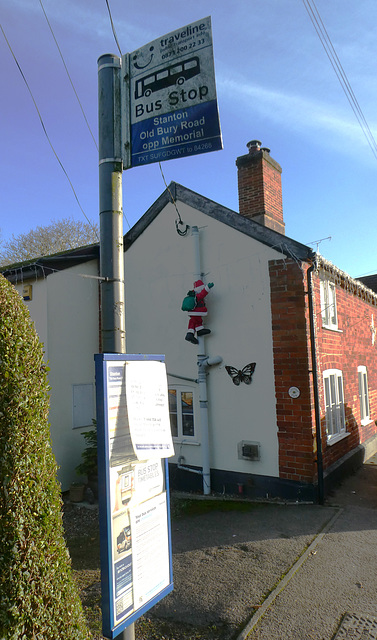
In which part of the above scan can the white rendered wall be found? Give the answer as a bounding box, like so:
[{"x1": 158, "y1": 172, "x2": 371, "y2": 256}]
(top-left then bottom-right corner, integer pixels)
[
  {"x1": 14, "y1": 261, "x2": 99, "y2": 490},
  {"x1": 46, "y1": 261, "x2": 99, "y2": 489},
  {"x1": 14, "y1": 277, "x2": 48, "y2": 359},
  {"x1": 124, "y1": 202, "x2": 283, "y2": 478}
]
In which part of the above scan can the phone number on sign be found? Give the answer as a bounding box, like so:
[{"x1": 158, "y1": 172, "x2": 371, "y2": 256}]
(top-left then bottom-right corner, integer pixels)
[{"x1": 161, "y1": 40, "x2": 205, "y2": 59}]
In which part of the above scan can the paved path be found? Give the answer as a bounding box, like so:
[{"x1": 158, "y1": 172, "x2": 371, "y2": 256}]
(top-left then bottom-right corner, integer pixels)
[
  {"x1": 238, "y1": 453, "x2": 377, "y2": 640},
  {"x1": 153, "y1": 453, "x2": 377, "y2": 640}
]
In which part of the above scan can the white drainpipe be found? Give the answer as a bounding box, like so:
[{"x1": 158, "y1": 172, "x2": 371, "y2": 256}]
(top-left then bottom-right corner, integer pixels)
[{"x1": 178, "y1": 226, "x2": 222, "y2": 495}]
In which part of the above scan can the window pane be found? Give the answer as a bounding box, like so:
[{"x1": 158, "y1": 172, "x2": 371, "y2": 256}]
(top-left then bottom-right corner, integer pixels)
[
  {"x1": 359, "y1": 369, "x2": 370, "y2": 421},
  {"x1": 168, "y1": 390, "x2": 178, "y2": 437},
  {"x1": 329, "y1": 283, "x2": 337, "y2": 325},
  {"x1": 364, "y1": 373, "x2": 370, "y2": 418},
  {"x1": 337, "y1": 375, "x2": 344, "y2": 404},
  {"x1": 181, "y1": 391, "x2": 193, "y2": 409},
  {"x1": 181, "y1": 392, "x2": 194, "y2": 437},
  {"x1": 170, "y1": 413, "x2": 178, "y2": 437},
  {"x1": 358, "y1": 371, "x2": 364, "y2": 420},
  {"x1": 329, "y1": 374, "x2": 336, "y2": 406},
  {"x1": 327, "y1": 379, "x2": 336, "y2": 433},
  {"x1": 182, "y1": 414, "x2": 194, "y2": 437},
  {"x1": 320, "y1": 280, "x2": 328, "y2": 324},
  {"x1": 336, "y1": 400, "x2": 342, "y2": 433},
  {"x1": 324, "y1": 377, "x2": 332, "y2": 434},
  {"x1": 336, "y1": 375, "x2": 344, "y2": 433},
  {"x1": 168, "y1": 389, "x2": 177, "y2": 412}
]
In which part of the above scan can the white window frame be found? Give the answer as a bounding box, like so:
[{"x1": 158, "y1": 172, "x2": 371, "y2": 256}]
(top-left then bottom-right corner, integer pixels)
[
  {"x1": 320, "y1": 278, "x2": 338, "y2": 330},
  {"x1": 323, "y1": 369, "x2": 346, "y2": 443},
  {"x1": 358, "y1": 365, "x2": 371, "y2": 425},
  {"x1": 168, "y1": 385, "x2": 196, "y2": 441}
]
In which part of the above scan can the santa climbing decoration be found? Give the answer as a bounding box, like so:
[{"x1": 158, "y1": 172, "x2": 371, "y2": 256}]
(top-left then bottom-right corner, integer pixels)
[{"x1": 182, "y1": 279, "x2": 214, "y2": 345}]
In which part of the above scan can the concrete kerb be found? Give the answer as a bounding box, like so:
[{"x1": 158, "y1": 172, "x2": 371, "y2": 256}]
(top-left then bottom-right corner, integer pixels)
[{"x1": 236, "y1": 507, "x2": 344, "y2": 640}]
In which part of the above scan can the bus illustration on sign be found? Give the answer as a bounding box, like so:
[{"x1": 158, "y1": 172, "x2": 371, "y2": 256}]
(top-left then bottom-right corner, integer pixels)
[{"x1": 134, "y1": 57, "x2": 200, "y2": 99}]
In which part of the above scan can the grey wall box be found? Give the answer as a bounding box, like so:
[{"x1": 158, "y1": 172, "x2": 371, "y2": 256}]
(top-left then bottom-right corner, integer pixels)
[{"x1": 238, "y1": 441, "x2": 261, "y2": 461}]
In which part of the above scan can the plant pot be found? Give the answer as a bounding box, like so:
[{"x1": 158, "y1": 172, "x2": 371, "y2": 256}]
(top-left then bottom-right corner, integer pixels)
[
  {"x1": 87, "y1": 476, "x2": 98, "y2": 499},
  {"x1": 69, "y1": 483, "x2": 85, "y2": 503}
]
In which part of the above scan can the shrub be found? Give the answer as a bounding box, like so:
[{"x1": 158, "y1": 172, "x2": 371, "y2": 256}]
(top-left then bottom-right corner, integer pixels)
[
  {"x1": 0, "y1": 275, "x2": 91, "y2": 640},
  {"x1": 75, "y1": 423, "x2": 98, "y2": 480}
]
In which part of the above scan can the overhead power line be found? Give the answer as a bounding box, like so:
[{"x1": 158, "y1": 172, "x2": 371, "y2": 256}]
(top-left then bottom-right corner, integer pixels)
[
  {"x1": 38, "y1": 0, "x2": 98, "y2": 151},
  {"x1": 103, "y1": 0, "x2": 185, "y2": 234},
  {"x1": 302, "y1": 0, "x2": 377, "y2": 162},
  {"x1": 39, "y1": 0, "x2": 132, "y2": 230},
  {"x1": 105, "y1": 0, "x2": 122, "y2": 56},
  {"x1": 0, "y1": 21, "x2": 99, "y2": 239}
]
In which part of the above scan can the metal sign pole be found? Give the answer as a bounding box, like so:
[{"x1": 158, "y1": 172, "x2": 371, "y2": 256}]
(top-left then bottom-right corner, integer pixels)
[
  {"x1": 98, "y1": 53, "x2": 134, "y2": 640},
  {"x1": 122, "y1": 626, "x2": 135, "y2": 640},
  {"x1": 97, "y1": 16, "x2": 222, "y2": 631},
  {"x1": 98, "y1": 53, "x2": 126, "y2": 355}
]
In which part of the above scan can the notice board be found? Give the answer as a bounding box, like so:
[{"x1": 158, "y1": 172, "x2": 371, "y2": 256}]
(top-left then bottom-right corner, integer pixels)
[{"x1": 94, "y1": 353, "x2": 174, "y2": 639}]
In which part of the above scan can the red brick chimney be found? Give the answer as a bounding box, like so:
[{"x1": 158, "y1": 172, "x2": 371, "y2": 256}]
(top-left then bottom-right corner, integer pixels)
[{"x1": 236, "y1": 140, "x2": 285, "y2": 235}]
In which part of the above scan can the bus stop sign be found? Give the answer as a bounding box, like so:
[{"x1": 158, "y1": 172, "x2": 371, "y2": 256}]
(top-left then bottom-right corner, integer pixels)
[{"x1": 122, "y1": 16, "x2": 222, "y2": 168}]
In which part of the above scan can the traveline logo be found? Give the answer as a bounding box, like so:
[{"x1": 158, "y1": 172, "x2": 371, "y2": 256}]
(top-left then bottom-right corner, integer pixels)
[{"x1": 159, "y1": 22, "x2": 206, "y2": 47}]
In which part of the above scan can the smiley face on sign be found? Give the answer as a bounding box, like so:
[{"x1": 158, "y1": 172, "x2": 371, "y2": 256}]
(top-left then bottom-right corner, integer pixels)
[{"x1": 133, "y1": 46, "x2": 154, "y2": 70}]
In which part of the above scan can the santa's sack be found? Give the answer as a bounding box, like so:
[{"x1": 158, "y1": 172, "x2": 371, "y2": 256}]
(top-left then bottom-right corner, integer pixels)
[{"x1": 181, "y1": 292, "x2": 196, "y2": 311}]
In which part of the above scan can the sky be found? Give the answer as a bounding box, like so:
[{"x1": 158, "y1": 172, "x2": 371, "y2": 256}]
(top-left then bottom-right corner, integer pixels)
[{"x1": 1, "y1": 0, "x2": 377, "y2": 278}]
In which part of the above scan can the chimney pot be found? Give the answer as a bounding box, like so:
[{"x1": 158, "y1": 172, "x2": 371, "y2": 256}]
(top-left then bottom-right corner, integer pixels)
[{"x1": 247, "y1": 140, "x2": 261, "y2": 153}]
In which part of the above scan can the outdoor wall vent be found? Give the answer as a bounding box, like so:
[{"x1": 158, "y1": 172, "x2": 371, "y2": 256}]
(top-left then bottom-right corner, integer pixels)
[{"x1": 238, "y1": 441, "x2": 260, "y2": 461}]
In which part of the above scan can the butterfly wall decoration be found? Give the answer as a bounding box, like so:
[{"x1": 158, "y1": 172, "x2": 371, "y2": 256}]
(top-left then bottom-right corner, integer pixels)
[{"x1": 225, "y1": 362, "x2": 256, "y2": 386}]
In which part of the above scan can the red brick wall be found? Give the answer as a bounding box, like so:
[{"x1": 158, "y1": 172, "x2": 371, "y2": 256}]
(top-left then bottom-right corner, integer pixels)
[
  {"x1": 237, "y1": 156, "x2": 265, "y2": 218},
  {"x1": 312, "y1": 270, "x2": 377, "y2": 471},
  {"x1": 269, "y1": 258, "x2": 317, "y2": 483},
  {"x1": 269, "y1": 258, "x2": 377, "y2": 484},
  {"x1": 262, "y1": 159, "x2": 284, "y2": 227}
]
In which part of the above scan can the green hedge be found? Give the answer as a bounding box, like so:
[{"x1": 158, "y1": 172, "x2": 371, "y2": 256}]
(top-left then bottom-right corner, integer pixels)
[{"x1": 0, "y1": 275, "x2": 91, "y2": 640}]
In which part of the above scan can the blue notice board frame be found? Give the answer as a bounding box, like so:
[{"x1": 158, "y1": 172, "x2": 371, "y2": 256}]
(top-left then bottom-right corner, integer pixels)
[{"x1": 94, "y1": 353, "x2": 174, "y2": 639}]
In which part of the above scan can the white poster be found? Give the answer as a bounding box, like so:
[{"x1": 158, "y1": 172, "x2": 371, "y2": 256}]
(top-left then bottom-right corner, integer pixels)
[
  {"x1": 125, "y1": 360, "x2": 174, "y2": 459},
  {"x1": 129, "y1": 492, "x2": 171, "y2": 608},
  {"x1": 133, "y1": 459, "x2": 164, "y2": 501}
]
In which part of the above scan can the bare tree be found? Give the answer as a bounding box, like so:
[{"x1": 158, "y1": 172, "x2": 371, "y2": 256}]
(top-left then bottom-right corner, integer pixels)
[{"x1": 0, "y1": 218, "x2": 99, "y2": 266}]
